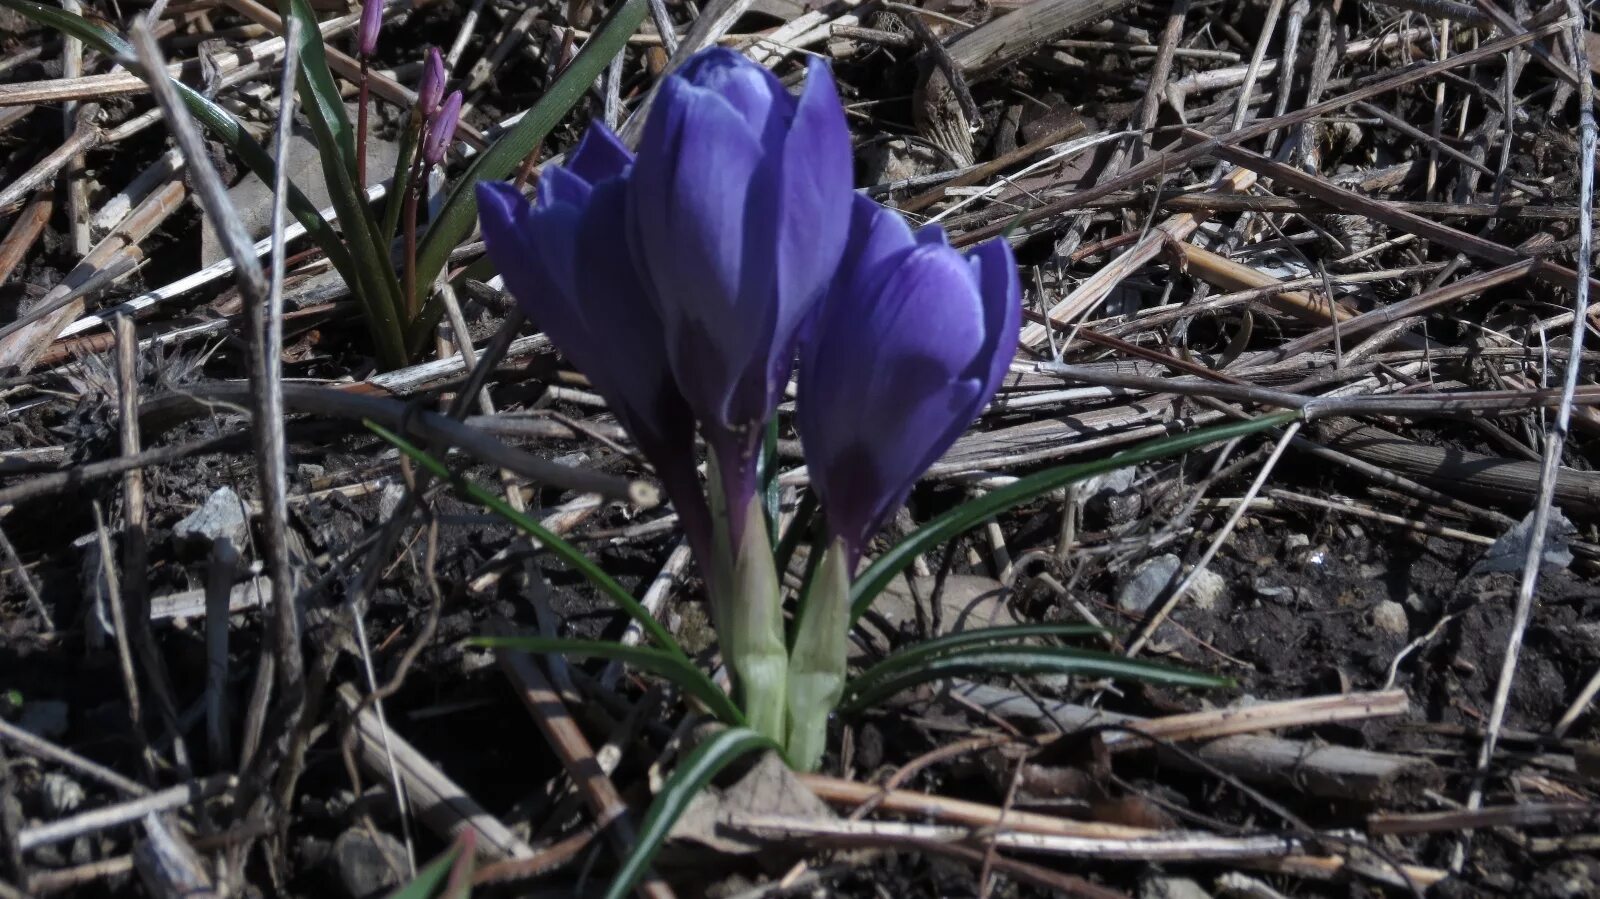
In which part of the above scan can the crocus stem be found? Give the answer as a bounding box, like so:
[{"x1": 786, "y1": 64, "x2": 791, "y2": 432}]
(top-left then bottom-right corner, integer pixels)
[
  {"x1": 402, "y1": 158, "x2": 428, "y2": 322},
  {"x1": 356, "y1": 58, "x2": 370, "y2": 191},
  {"x1": 707, "y1": 449, "x2": 787, "y2": 745},
  {"x1": 785, "y1": 536, "x2": 850, "y2": 771}
]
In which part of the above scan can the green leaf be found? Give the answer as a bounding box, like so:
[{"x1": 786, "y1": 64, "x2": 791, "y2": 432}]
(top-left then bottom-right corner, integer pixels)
[
  {"x1": 280, "y1": 0, "x2": 355, "y2": 176},
  {"x1": 0, "y1": 0, "x2": 363, "y2": 308},
  {"x1": 405, "y1": 0, "x2": 648, "y2": 352},
  {"x1": 379, "y1": 116, "x2": 422, "y2": 246},
  {"x1": 840, "y1": 645, "x2": 1232, "y2": 712},
  {"x1": 279, "y1": 0, "x2": 407, "y2": 366},
  {"x1": 364, "y1": 420, "x2": 693, "y2": 665},
  {"x1": 472, "y1": 636, "x2": 744, "y2": 727},
  {"x1": 849, "y1": 623, "x2": 1111, "y2": 703},
  {"x1": 603, "y1": 727, "x2": 779, "y2": 899},
  {"x1": 383, "y1": 842, "x2": 460, "y2": 899},
  {"x1": 850, "y1": 411, "x2": 1302, "y2": 622}
]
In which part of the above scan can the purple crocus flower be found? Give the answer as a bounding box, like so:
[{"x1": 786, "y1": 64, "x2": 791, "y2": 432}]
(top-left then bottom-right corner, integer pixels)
[
  {"x1": 798, "y1": 195, "x2": 1021, "y2": 566},
  {"x1": 627, "y1": 48, "x2": 852, "y2": 539},
  {"x1": 417, "y1": 47, "x2": 446, "y2": 120},
  {"x1": 423, "y1": 90, "x2": 462, "y2": 166},
  {"x1": 357, "y1": 0, "x2": 382, "y2": 57},
  {"x1": 476, "y1": 126, "x2": 713, "y2": 562}
]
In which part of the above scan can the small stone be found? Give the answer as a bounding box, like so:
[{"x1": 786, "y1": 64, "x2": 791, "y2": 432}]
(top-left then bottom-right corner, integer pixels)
[
  {"x1": 1284, "y1": 533, "x2": 1310, "y2": 551},
  {"x1": 173, "y1": 487, "x2": 249, "y2": 550},
  {"x1": 19, "y1": 700, "x2": 68, "y2": 739},
  {"x1": 1187, "y1": 567, "x2": 1226, "y2": 611},
  {"x1": 331, "y1": 828, "x2": 407, "y2": 899},
  {"x1": 1117, "y1": 555, "x2": 1182, "y2": 614},
  {"x1": 40, "y1": 773, "x2": 85, "y2": 816},
  {"x1": 1371, "y1": 600, "x2": 1408, "y2": 636},
  {"x1": 297, "y1": 463, "x2": 326, "y2": 482}
]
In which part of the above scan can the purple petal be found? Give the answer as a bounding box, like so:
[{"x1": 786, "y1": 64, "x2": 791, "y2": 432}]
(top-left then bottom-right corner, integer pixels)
[
  {"x1": 629, "y1": 72, "x2": 772, "y2": 428},
  {"x1": 762, "y1": 55, "x2": 853, "y2": 410},
  {"x1": 566, "y1": 122, "x2": 634, "y2": 186},
  {"x1": 676, "y1": 47, "x2": 791, "y2": 144},
  {"x1": 799, "y1": 238, "x2": 1004, "y2": 556},
  {"x1": 965, "y1": 237, "x2": 1023, "y2": 398},
  {"x1": 536, "y1": 165, "x2": 593, "y2": 212},
  {"x1": 476, "y1": 181, "x2": 581, "y2": 344}
]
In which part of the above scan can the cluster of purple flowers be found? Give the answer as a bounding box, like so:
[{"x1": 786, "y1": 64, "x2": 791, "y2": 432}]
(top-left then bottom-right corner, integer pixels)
[{"x1": 475, "y1": 48, "x2": 1020, "y2": 764}]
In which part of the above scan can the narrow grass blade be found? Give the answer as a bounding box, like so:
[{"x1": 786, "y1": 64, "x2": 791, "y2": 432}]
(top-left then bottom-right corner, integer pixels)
[
  {"x1": 850, "y1": 411, "x2": 1302, "y2": 622},
  {"x1": 472, "y1": 636, "x2": 743, "y2": 727},
  {"x1": 278, "y1": 0, "x2": 407, "y2": 365},
  {"x1": 405, "y1": 0, "x2": 648, "y2": 351},
  {"x1": 380, "y1": 118, "x2": 421, "y2": 246},
  {"x1": 602, "y1": 727, "x2": 778, "y2": 899},
  {"x1": 280, "y1": 0, "x2": 354, "y2": 175},
  {"x1": 851, "y1": 622, "x2": 1112, "y2": 698},
  {"x1": 841, "y1": 646, "x2": 1232, "y2": 712},
  {"x1": 365, "y1": 420, "x2": 691, "y2": 663}
]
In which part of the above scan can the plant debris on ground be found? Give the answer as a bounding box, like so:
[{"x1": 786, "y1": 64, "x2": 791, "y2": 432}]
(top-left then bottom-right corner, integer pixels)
[{"x1": 0, "y1": 0, "x2": 1598, "y2": 895}]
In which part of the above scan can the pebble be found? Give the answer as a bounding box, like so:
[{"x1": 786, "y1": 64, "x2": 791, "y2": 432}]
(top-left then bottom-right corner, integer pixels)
[
  {"x1": 173, "y1": 486, "x2": 249, "y2": 550},
  {"x1": 1371, "y1": 600, "x2": 1409, "y2": 636},
  {"x1": 1117, "y1": 555, "x2": 1182, "y2": 613},
  {"x1": 331, "y1": 828, "x2": 408, "y2": 899},
  {"x1": 1187, "y1": 566, "x2": 1226, "y2": 611},
  {"x1": 1283, "y1": 533, "x2": 1310, "y2": 551}
]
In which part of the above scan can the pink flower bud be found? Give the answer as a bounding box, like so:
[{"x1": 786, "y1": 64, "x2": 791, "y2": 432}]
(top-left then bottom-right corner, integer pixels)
[
  {"x1": 423, "y1": 90, "x2": 462, "y2": 165},
  {"x1": 357, "y1": 0, "x2": 382, "y2": 58},
  {"x1": 416, "y1": 47, "x2": 446, "y2": 119}
]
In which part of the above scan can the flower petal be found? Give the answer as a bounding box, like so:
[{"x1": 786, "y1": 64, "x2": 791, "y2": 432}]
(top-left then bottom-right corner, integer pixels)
[
  {"x1": 965, "y1": 236, "x2": 1023, "y2": 397},
  {"x1": 676, "y1": 47, "x2": 791, "y2": 144},
  {"x1": 763, "y1": 56, "x2": 854, "y2": 408},
  {"x1": 566, "y1": 121, "x2": 634, "y2": 186},
  {"x1": 536, "y1": 164, "x2": 593, "y2": 212},
  {"x1": 477, "y1": 181, "x2": 580, "y2": 316},
  {"x1": 629, "y1": 72, "x2": 772, "y2": 427},
  {"x1": 800, "y1": 236, "x2": 1001, "y2": 555}
]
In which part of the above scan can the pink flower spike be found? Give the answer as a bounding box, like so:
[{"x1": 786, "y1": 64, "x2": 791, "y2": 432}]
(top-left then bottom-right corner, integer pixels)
[
  {"x1": 423, "y1": 90, "x2": 462, "y2": 165},
  {"x1": 357, "y1": 0, "x2": 382, "y2": 58},
  {"x1": 416, "y1": 47, "x2": 445, "y2": 119}
]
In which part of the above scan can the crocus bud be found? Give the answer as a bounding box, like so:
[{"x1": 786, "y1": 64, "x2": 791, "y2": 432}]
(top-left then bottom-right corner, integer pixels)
[
  {"x1": 627, "y1": 47, "x2": 853, "y2": 538},
  {"x1": 475, "y1": 126, "x2": 712, "y2": 565},
  {"x1": 422, "y1": 90, "x2": 462, "y2": 165},
  {"x1": 797, "y1": 195, "x2": 1021, "y2": 566},
  {"x1": 357, "y1": 0, "x2": 382, "y2": 58},
  {"x1": 416, "y1": 47, "x2": 446, "y2": 120}
]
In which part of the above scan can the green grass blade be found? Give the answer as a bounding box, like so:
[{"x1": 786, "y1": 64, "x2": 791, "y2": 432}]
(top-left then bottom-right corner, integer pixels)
[
  {"x1": 850, "y1": 411, "x2": 1302, "y2": 622},
  {"x1": 383, "y1": 842, "x2": 460, "y2": 899},
  {"x1": 405, "y1": 0, "x2": 648, "y2": 351},
  {"x1": 850, "y1": 623, "x2": 1112, "y2": 699},
  {"x1": 840, "y1": 646, "x2": 1232, "y2": 713},
  {"x1": 0, "y1": 0, "x2": 365, "y2": 302},
  {"x1": 364, "y1": 420, "x2": 693, "y2": 664},
  {"x1": 472, "y1": 636, "x2": 743, "y2": 726},
  {"x1": 280, "y1": 0, "x2": 354, "y2": 175},
  {"x1": 277, "y1": 0, "x2": 406, "y2": 365},
  {"x1": 602, "y1": 727, "x2": 778, "y2": 899},
  {"x1": 380, "y1": 119, "x2": 421, "y2": 246}
]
